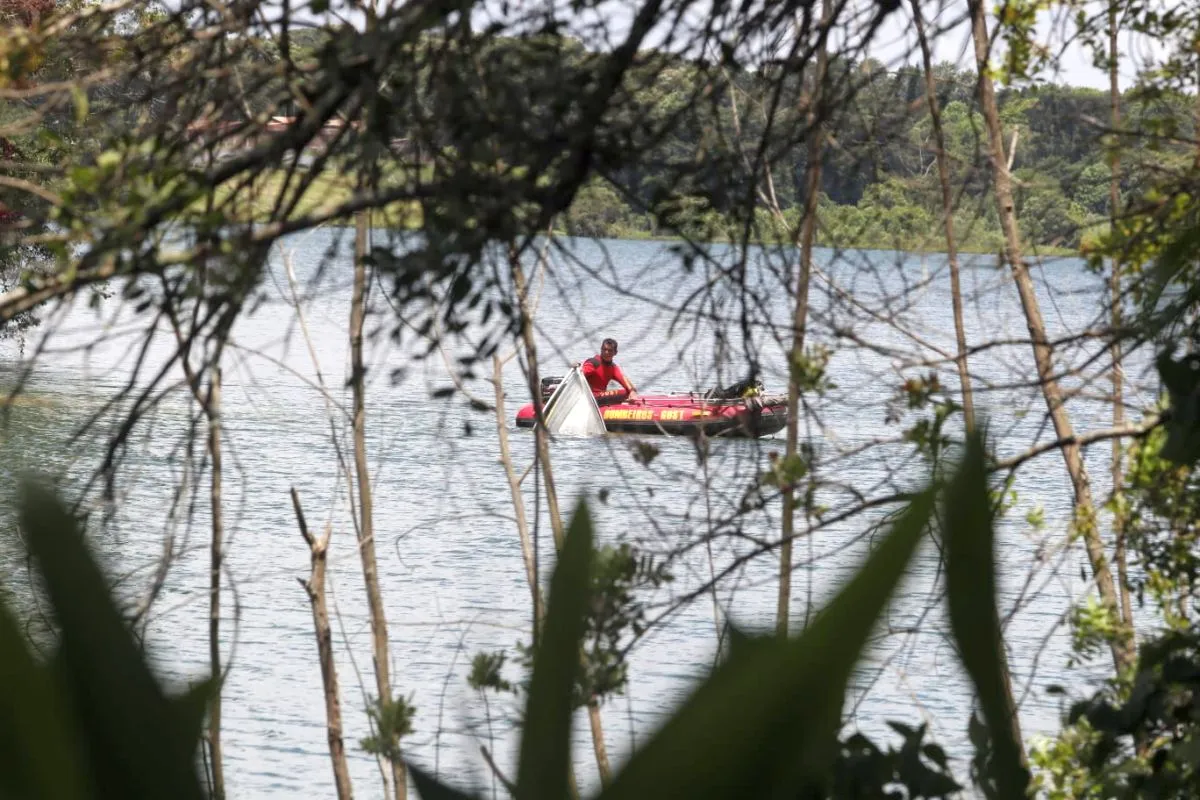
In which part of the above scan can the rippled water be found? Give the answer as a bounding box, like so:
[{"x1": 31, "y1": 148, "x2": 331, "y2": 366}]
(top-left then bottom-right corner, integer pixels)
[{"x1": 0, "y1": 232, "x2": 1155, "y2": 797}]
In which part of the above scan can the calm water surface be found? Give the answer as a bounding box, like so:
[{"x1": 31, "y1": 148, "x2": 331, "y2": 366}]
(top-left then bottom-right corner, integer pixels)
[{"x1": 0, "y1": 232, "x2": 1154, "y2": 797}]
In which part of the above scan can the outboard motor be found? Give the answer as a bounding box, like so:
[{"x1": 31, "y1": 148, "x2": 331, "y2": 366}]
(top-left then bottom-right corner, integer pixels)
[
  {"x1": 706, "y1": 376, "x2": 764, "y2": 399},
  {"x1": 541, "y1": 376, "x2": 562, "y2": 399}
]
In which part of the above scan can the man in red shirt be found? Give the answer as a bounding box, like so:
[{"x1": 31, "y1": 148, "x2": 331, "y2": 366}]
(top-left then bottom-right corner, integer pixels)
[{"x1": 580, "y1": 338, "x2": 639, "y2": 402}]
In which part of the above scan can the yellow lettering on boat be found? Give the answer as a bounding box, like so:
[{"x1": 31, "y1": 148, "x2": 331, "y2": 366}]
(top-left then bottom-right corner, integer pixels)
[{"x1": 603, "y1": 409, "x2": 653, "y2": 421}]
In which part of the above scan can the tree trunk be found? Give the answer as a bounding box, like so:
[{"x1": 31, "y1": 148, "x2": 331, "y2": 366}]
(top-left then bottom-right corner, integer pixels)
[
  {"x1": 911, "y1": 0, "x2": 974, "y2": 431},
  {"x1": 913, "y1": 0, "x2": 1025, "y2": 761},
  {"x1": 1108, "y1": 1, "x2": 1134, "y2": 634},
  {"x1": 508, "y1": 251, "x2": 566, "y2": 551},
  {"x1": 587, "y1": 699, "x2": 612, "y2": 787},
  {"x1": 778, "y1": 0, "x2": 830, "y2": 638},
  {"x1": 207, "y1": 365, "x2": 225, "y2": 800},
  {"x1": 491, "y1": 353, "x2": 543, "y2": 627},
  {"x1": 292, "y1": 488, "x2": 355, "y2": 800},
  {"x1": 352, "y1": 210, "x2": 406, "y2": 800},
  {"x1": 507, "y1": 247, "x2": 587, "y2": 796},
  {"x1": 1194, "y1": 62, "x2": 1200, "y2": 169},
  {"x1": 967, "y1": 0, "x2": 1135, "y2": 675}
]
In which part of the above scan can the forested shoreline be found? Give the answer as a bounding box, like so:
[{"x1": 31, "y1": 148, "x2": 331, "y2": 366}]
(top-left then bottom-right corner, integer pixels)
[
  {"x1": 5, "y1": 17, "x2": 1196, "y2": 255},
  {"x1": 225, "y1": 38, "x2": 1198, "y2": 255}
]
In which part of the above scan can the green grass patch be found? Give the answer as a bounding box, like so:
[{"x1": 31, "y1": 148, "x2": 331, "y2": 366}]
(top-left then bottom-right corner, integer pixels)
[{"x1": 199, "y1": 168, "x2": 422, "y2": 228}]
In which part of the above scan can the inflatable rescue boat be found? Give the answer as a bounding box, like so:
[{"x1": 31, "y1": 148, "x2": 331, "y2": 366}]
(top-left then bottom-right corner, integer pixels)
[{"x1": 515, "y1": 373, "x2": 788, "y2": 438}]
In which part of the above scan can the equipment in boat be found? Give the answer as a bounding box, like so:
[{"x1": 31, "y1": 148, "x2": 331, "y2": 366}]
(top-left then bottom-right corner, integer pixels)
[{"x1": 517, "y1": 373, "x2": 787, "y2": 438}]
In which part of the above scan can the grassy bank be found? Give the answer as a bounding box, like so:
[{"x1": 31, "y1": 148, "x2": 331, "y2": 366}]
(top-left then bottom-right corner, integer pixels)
[
  {"x1": 204, "y1": 168, "x2": 421, "y2": 228},
  {"x1": 0, "y1": 394, "x2": 56, "y2": 407}
]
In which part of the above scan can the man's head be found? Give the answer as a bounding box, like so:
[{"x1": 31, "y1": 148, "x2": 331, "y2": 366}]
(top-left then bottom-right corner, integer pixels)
[{"x1": 600, "y1": 338, "x2": 618, "y2": 363}]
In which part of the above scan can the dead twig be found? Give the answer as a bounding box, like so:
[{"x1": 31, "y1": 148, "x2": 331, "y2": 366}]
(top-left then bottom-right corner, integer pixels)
[
  {"x1": 291, "y1": 488, "x2": 354, "y2": 800},
  {"x1": 995, "y1": 417, "x2": 1162, "y2": 472}
]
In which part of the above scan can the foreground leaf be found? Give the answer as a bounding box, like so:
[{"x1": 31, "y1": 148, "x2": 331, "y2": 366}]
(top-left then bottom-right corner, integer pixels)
[
  {"x1": 515, "y1": 499, "x2": 594, "y2": 800},
  {"x1": 410, "y1": 763, "x2": 481, "y2": 800},
  {"x1": 17, "y1": 479, "x2": 207, "y2": 800},
  {"x1": 1142, "y1": 224, "x2": 1200, "y2": 341},
  {"x1": 595, "y1": 488, "x2": 937, "y2": 800},
  {"x1": 1156, "y1": 350, "x2": 1200, "y2": 465},
  {"x1": 0, "y1": 602, "x2": 90, "y2": 799},
  {"x1": 943, "y1": 430, "x2": 1029, "y2": 798}
]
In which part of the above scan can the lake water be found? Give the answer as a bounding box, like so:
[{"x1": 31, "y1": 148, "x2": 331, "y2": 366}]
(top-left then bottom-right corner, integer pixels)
[{"x1": 0, "y1": 231, "x2": 1156, "y2": 797}]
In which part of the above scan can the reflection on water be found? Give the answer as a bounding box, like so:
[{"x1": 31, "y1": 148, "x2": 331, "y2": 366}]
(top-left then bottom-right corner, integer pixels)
[{"x1": 0, "y1": 232, "x2": 1151, "y2": 796}]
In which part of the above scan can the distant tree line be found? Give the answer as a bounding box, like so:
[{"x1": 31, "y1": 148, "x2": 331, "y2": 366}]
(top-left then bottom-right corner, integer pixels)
[{"x1": 6, "y1": 16, "x2": 1194, "y2": 254}]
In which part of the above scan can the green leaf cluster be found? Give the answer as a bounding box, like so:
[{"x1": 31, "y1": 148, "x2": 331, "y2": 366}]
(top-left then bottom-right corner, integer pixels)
[
  {"x1": 480, "y1": 541, "x2": 672, "y2": 708},
  {"x1": 1034, "y1": 629, "x2": 1200, "y2": 800},
  {"x1": 361, "y1": 693, "x2": 418, "y2": 764}
]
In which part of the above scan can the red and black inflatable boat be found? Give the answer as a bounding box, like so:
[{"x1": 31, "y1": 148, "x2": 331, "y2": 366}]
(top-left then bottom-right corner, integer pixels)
[{"x1": 515, "y1": 377, "x2": 788, "y2": 438}]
